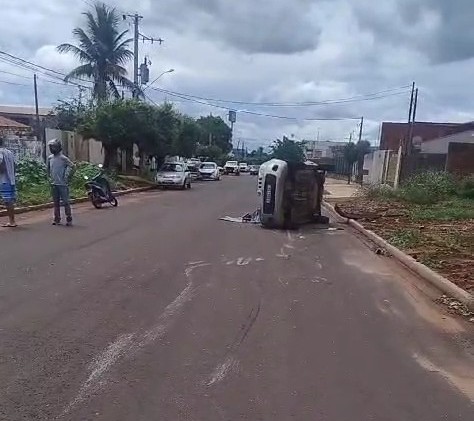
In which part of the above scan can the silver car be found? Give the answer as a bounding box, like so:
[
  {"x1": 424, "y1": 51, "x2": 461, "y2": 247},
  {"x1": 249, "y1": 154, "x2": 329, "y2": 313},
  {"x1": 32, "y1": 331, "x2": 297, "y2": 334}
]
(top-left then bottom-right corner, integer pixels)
[
  {"x1": 199, "y1": 162, "x2": 221, "y2": 180},
  {"x1": 155, "y1": 162, "x2": 192, "y2": 189}
]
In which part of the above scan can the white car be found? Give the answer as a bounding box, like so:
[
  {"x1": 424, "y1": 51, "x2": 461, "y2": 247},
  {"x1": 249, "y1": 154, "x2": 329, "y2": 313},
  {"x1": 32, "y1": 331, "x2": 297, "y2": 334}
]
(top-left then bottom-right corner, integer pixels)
[
  {"x1": 239, "y1": 162, "x2": 249, "y2": 172},
  {"x1": 155, "y1": 162, "x2": 192, "y2": 189},
  {"x1": 224, "y1": 161, "x2": 240, "y2": 175},
  {"x1": 199, "y1": 162, "x2": 220, "y2": 180}
]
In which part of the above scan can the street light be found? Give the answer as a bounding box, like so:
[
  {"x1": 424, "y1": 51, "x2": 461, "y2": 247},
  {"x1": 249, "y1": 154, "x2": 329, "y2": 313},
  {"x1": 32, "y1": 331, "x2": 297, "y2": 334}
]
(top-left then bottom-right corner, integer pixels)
[{"x1": 143, "y1": 69, "x2": 175, "y2": 91}]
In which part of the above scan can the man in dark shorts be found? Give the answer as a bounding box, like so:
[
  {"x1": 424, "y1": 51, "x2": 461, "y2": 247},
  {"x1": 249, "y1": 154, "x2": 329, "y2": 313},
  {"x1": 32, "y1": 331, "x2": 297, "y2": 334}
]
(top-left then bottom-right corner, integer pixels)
[{"x1": 0, "y1": 136, "x2": 17, "y2": 228}]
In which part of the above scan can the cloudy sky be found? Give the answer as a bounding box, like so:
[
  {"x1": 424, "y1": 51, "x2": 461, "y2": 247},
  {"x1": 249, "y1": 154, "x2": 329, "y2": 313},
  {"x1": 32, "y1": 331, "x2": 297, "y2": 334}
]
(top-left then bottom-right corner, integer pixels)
[{"x1": 1, "y1": 0, "x2": 473, "y2": 150}]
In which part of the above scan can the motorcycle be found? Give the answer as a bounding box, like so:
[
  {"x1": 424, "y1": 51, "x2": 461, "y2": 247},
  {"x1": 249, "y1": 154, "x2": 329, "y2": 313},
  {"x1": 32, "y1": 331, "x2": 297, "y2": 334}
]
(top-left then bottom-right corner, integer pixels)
[{"x1": 84, "y1": 164, "x2": 118, "y2": 209}]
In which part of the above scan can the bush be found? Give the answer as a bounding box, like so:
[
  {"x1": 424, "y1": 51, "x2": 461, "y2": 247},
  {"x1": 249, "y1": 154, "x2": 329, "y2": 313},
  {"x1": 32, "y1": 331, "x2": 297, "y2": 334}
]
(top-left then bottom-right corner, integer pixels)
[
  {"x1": 16, "y1": 158, "x2": 47, "y2": 189},
  {"x1": 457, "y1": 176, "x2": 474, "y2": 199},
  {"x1": 398, "y1": 172, "x2": 456, "y2": 204},
  {"x1": 362, "y1": 184, "x2": 396, "y2": 200}
]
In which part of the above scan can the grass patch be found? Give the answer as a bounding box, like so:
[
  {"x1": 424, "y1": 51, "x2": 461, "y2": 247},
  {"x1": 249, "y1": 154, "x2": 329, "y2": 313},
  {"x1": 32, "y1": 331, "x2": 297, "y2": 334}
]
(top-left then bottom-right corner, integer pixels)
[
  {"x1": 388, "y1": 229, "x2": 422, "y2": 249},
  {"x1": 410, "y1": 198, "x2": 474, "y2": 221},
  {"x1": 362, "y1": 184, "x2": 397, "y2": 200},
  {"x1": 397, "y1": 172, "x2": 456, "y2": 205}
]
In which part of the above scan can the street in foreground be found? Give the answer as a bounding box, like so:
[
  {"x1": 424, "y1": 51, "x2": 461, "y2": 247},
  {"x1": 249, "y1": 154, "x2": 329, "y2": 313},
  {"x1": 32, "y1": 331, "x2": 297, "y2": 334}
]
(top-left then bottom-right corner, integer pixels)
[{"x1": 0, "y1": 176, "x2": 473, "y2": 420}]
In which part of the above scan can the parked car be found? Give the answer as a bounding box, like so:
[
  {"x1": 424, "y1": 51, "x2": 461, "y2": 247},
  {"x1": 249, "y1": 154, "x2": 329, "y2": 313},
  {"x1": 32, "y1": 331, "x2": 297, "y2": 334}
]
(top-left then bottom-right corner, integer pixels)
[
  {"x1": 249, "y1": 164, "x2": 260, "y2": 175},
  {"x1": 186, "y1": 164, "x2": 200, "y2": 181},
  {"x1": 199, "y1": 162, "x2": 221, "y2": 180},
  {"x1": 224, "y1": 161, "x2": 240, "y2": 175},
  {"x1": 239, "y1": 162, "x2": 249, "y2": 173},
  {"x1": 155, "y1": 162, "x2": 191, "y2": 189}
]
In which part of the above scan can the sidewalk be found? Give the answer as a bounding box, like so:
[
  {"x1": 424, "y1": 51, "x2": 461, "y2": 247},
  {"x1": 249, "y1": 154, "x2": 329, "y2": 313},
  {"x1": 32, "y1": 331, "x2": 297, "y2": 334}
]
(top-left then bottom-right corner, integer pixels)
[{"x1": 324, "y1": 177, "x2": 360, "y2": 201}]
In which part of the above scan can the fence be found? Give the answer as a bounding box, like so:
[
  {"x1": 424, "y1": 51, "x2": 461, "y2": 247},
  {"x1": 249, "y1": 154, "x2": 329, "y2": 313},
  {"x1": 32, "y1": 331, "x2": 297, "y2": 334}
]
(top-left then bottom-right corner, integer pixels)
[
  {"x1": 3, "y1": 135, "x2": 43, "y2": 161},
  {"x1": 45, "y1": 128, "x2": 104, "y2": 165},
  {"x1": 363, "y1": 148, "x2": 402, "y2": 187}
]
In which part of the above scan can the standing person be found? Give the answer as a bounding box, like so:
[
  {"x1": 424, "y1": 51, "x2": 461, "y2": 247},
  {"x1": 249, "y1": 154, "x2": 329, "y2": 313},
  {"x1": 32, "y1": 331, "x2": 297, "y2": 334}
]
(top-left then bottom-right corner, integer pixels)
[
  {"x1": 0, "y1": 136, "x2": 17, "y2": 228},
  {"x1": 47, "y1": 139, "x2": 75, "y2": 226}
]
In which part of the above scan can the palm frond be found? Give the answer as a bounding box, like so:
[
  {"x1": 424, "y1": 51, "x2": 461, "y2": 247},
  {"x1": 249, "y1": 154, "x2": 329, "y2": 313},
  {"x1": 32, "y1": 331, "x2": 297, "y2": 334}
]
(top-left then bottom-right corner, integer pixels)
[
  {"x1": 72, "y1": 27, "x2": 97, "y2": 57},
  {"x1": 57, "y1": 43, "x2": 92, "y2": 63},
  {"x1": 107, "y1": 79, "x2": 120, "y2": 99},
  {"x1": 64, "y1": 63, "x2": 95, "y2": 82}
]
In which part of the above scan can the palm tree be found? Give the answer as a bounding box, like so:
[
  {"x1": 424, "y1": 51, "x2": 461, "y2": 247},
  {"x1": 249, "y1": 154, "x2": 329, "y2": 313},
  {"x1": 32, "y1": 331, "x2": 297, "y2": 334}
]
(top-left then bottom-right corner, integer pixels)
[{"x1": 57, "y1": 2, "x2": 134, "y2": 102}]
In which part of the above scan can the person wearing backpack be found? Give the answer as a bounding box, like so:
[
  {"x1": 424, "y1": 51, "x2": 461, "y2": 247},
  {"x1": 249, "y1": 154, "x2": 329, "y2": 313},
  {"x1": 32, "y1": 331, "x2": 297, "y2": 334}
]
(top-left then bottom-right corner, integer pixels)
[{"x1": 0, "y1": 136, "x2": 17, "y2": 228}]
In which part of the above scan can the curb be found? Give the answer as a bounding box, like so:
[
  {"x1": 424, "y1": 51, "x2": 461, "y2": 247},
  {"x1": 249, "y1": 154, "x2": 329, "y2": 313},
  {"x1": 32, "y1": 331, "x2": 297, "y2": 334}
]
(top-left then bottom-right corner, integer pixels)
[
  {"x1": 0, "y1": 185, "x2": 156, "y2": 218},
  {"x1": 322, "y1": 201, "x2": 474, "y2": 312}
]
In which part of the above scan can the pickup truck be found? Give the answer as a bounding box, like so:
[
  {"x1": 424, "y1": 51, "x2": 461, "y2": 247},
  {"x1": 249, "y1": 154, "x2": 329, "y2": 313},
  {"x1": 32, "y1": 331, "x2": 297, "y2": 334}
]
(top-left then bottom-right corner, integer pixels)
[{"x1": 223, "y1": 161, "x2": 240, "y2": 175}]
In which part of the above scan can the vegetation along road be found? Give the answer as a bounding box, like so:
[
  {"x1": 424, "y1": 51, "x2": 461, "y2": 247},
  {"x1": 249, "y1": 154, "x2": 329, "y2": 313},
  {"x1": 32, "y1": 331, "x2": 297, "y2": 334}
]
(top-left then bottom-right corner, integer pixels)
[{"x1": 0, "y1": 175, "x2": 473, "y2": 420}]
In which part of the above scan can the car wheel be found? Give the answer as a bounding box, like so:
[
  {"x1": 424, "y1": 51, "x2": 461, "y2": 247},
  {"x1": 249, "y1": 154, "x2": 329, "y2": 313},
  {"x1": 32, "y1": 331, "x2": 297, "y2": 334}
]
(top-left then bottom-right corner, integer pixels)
[{"x1": 187, "y1": 179, "x2": 192, "y2": 189}]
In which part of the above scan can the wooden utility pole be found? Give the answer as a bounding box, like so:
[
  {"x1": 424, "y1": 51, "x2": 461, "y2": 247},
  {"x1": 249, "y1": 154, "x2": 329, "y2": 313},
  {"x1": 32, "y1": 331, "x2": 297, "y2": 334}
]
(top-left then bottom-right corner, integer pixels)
[
  {"x1": 358, "y1": 116, "x2": 364, "y2": 143},
  {"x1": 33, "y1": 74, "x2": 45, "y2": 162},
  {"x1": 405, "y1": 82, "x2": 416, "y2": 154},
  {"x1": 407, "y1": 88, "x2": 419, "y2": 155}
]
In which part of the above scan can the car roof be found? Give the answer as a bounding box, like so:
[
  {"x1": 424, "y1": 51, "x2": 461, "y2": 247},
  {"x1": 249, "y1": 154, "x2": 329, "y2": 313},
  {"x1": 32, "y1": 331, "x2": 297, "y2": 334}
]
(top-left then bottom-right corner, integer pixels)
[{"x1": 202, "y1": 162, "x2": 216, "y2": 165}]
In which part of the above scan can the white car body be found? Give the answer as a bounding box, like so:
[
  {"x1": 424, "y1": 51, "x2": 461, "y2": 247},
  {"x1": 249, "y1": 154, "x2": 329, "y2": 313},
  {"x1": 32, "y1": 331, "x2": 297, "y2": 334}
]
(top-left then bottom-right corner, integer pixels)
[
  {"x1": 155, "y1": 162, "x2": 192, "y2": 189},
  {"x1": 239, "y1": 162, "x2": 249, "y2": 172},
  {"x1": 224, "y1": 161, "x2": 240, "y2": 175},
  {"x1": 199, "y1": 162, "x2": 220, "y2": 180}
]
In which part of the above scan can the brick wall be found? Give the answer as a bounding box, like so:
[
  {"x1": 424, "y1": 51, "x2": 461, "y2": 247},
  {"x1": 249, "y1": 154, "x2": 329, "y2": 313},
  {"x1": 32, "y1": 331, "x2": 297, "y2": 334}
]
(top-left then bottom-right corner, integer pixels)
[{"x1": 446, "y1": 143, "x2": 474, "y2": 176}]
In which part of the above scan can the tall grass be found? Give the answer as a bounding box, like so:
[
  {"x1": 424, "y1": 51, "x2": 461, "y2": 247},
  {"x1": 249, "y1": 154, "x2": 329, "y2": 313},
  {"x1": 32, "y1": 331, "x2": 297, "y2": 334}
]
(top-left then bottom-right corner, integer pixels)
[{"x1": 398, "y1": 172, "x2": 456, "y2": 204}]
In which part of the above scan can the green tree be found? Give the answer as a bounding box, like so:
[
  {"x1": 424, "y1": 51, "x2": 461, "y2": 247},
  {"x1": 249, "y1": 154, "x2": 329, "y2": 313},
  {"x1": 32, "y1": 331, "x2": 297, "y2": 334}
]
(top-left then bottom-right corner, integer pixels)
[
  {"x1": 271, "y1": 136, "x2": 305, "y2": 163},
  {"x1": 57, "y1": 2, "x2": 134, "y2": 102},
  {"x1": 79, "y1": 100, "x2": 132, "y2": 169},
  {"x1": 196, "y1": 115, "x2": 232, "y2": 154},
  {"x1": 173, "y1": 116, "x2": 200, "y2": 158},
  {"x1": 196, "y1": 144, "x2": 224, "y2": 162},
  {"x1": 343, "y1": 142, "x2": 358, "y2": 184},
  {"x1": 50, "y1": 99, "x2": 87, "y2": 131}
]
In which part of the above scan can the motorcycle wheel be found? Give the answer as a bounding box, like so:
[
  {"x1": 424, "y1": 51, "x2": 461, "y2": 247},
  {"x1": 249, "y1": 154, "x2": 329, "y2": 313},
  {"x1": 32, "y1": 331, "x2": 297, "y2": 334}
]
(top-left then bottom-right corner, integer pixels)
[{"x1": 91, "y1": 191, "x2": 102, "y2": 209}]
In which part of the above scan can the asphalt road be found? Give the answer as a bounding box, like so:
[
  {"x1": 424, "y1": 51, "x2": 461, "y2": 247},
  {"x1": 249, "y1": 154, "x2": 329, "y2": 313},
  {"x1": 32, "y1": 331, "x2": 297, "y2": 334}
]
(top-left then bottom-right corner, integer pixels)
[{"x1": 0, "y1": 175, "x2": 473, "y2": 420}]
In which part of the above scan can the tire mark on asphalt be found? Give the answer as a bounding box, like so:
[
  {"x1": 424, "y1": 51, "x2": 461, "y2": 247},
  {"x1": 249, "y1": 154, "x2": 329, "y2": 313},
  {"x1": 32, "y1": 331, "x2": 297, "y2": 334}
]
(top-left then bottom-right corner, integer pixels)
[
  {"x1": 206, "y1": 301, "x2": 261, "y2": 388},
  {"x1": 59, "y1": 262, "x2": 210, "y2": 418}
]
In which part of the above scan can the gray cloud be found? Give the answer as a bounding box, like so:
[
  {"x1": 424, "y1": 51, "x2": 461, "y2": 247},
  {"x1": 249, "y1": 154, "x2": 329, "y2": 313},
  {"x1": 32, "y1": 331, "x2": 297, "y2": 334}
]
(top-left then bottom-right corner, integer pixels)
[
  {"x1": 352, "y1": 0, "x2": 474, "y2": 64},
  {"x1": 1, "y1": 0, "x2": 474, "y2": 146},
  {"x1": 149, "y1": 0, "x2": 321, "y2": 54}
]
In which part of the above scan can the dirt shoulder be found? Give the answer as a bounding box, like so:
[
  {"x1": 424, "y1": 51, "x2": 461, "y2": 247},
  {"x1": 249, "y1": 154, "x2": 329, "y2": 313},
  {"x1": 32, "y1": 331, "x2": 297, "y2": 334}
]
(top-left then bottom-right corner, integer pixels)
[{"x1": 334, "y1": 197, "x2": 474, "y2": 294}]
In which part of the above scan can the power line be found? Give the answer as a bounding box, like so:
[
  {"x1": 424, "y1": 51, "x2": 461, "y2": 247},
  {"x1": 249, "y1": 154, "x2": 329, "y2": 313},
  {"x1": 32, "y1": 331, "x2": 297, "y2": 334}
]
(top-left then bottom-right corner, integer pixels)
[
  {"x1": 147, "y1": 89, "x2": 361, "y2": 121},
  {"x1": 0, "y1": 50, "x2": 94, "y2": 89},
  {"x1": 149, "y1": 85, "x2": 411, "y2": 107}
]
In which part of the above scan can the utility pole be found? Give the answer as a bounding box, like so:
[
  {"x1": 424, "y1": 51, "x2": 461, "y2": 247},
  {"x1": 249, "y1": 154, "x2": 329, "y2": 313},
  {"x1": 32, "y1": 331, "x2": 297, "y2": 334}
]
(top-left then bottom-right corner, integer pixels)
[
  {"x1": 124, "y1": 13, "x2": 163, "y2": 98},
  {"x1": 132, "y1": 14, "x2": 142, "y2": 98},
  {"x1": 407, "y1": 88, "x2": 419, "y2": 155},
  {"x1": 33, "y1": 74, "x2": 45, "y2": 162},
  {"x1": 358, "y1": 116, "x2": 364, "y2": 143},
  {"x1": 405, "y1": 82, "x2": 416, "y2": 154}
]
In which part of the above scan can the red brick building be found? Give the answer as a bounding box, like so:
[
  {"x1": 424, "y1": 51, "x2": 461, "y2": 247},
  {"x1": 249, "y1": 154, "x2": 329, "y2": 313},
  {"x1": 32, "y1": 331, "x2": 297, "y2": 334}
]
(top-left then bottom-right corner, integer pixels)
[{"x1": 379, "y1": 121, "x2": 474, "y2": 150}]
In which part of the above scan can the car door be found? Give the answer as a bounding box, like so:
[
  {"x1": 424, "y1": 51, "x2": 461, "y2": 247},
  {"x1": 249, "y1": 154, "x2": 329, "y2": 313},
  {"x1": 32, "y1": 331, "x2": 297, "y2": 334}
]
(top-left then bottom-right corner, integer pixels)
[{"x1": 184, "y1": 165, "x2": 191, "y2": 184}]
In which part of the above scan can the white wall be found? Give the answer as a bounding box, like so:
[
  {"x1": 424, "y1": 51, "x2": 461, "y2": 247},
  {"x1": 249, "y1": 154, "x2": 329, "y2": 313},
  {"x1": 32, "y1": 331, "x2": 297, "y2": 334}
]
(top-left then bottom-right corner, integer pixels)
[{"x1": 422, "y1": 130, "x2": 474, "y2": 154}]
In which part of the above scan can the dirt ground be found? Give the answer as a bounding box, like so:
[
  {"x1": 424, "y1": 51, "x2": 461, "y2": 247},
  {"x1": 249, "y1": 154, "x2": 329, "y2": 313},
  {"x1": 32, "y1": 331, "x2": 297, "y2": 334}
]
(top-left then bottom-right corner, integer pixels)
[{"x1": 335, "y1": 198, "x2": 474, "y2": 294}]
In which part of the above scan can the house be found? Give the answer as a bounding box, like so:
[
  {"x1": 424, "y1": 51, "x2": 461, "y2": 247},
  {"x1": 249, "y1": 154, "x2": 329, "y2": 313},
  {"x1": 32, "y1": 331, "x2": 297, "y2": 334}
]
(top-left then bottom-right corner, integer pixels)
[
  {"x1": 0, "y1": 105, "x2": 52, "y2": 127},
  {"x1": 379, "y1": 121, "x2": 470, "y2": 151},
  {"x1": 0, "y1": 115, "x2": 32, "y2": 136},
  {"x1": 303, "y1": 140, "x2": 344, "y2": 159},
  {"x1": 422, "y1": 129, "x2": 474, "y2": 176}
]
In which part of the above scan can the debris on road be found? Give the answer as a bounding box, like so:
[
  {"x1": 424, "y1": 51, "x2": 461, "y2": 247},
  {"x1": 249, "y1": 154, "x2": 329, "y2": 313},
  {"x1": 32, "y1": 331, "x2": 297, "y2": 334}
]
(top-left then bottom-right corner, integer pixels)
[
  {"x1": 436, "y1": 295, "x2": 474, "y2": 321},
  {"x1": 220, "y1": 209, "x2": 260, "y2": 224}
]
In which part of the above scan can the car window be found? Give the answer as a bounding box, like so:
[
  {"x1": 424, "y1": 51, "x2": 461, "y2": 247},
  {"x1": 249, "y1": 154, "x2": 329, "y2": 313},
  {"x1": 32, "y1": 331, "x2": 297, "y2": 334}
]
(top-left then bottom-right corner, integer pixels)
[
  {"x1": 160, "y1": 163, "x2": 183, "y2": 172},
  {"x1": 201, "y1": 163, "x2": 216, "y2": 169}
]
